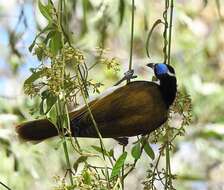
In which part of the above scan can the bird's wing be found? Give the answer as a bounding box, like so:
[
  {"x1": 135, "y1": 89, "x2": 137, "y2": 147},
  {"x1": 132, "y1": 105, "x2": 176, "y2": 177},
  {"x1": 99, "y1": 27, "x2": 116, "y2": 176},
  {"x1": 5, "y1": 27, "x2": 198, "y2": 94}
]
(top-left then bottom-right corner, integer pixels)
[
  {"x1": 70, "y1": 81, "x2": 168, "y2": 138},
  {"x1": 69, "y1": 84, "x2": 125, "y2": 121}
]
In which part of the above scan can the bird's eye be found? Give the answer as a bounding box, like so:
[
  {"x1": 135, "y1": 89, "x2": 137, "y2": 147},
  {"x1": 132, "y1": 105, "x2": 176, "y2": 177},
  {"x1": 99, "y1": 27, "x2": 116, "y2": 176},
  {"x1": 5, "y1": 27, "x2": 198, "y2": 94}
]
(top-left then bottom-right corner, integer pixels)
[{"x1": 155, "y1": 63, "x2": 168, "y2": 75}]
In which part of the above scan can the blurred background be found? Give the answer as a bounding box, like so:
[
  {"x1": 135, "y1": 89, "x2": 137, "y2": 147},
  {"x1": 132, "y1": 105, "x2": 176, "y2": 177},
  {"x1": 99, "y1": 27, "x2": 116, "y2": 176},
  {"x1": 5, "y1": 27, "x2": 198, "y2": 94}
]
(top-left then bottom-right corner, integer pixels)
[{"x1": 0, "y1": 0, "x2": 224, "y2": 189}]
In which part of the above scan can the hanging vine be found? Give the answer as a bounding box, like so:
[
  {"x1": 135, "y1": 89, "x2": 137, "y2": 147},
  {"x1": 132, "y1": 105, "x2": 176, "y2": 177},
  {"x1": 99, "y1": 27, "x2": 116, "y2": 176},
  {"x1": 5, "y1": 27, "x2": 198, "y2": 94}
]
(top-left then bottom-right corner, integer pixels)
[{"x1": 143, "y1": 0, "x2": 192, "y2": 190}]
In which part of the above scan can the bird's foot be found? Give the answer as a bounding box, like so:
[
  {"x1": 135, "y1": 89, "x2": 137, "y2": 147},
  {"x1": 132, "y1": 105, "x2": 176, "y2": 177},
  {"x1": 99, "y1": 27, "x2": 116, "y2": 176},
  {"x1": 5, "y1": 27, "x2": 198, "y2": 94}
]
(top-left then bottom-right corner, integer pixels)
[
  {"x1": 114, "y1": 137, "x2": 129, "y2": 146},
  {"x1": 114, "y1": 69, "x2": 137, "y2": 86}
]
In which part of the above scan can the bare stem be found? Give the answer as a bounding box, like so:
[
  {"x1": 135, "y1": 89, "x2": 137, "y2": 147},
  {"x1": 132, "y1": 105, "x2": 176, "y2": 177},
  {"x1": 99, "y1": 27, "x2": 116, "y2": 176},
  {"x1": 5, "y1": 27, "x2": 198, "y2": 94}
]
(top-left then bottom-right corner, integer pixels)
[
  {"x1": 127, "y1": 0, "x2": 135, "y2": 83},
  {"x1": 168, "y1": 0, "x2": 174, "y2": 65},
  {"x1": 58, "y1": 0, "x2": 74, "y2": 186},
  {"x1": 164, "y1": 124, "x2": 170, "y2": 189},
  {"x1": 0, "y1": 181, "x2": 12, "y2": 190},
  {"x1": 162, "y1": 0, "x2": 169, "y2": 63},
  {"x1": 121, "y1": 145, "x2": 125, "y2": 189},
  {"x1": 75, "y1": 66, "x2": 112, "y2": 188}
]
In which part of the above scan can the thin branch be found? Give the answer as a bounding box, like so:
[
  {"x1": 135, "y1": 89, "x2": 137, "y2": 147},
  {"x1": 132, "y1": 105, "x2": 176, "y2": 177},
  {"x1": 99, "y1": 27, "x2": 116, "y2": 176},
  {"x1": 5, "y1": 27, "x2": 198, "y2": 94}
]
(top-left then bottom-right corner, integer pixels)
[
  {"x1": 145, "y1": 19, "x2": 164, "y2": 59},
  {"x1": 0, "y1": 181, "x2": 12, "y2": 190},
  {"x1": 162, "y1": 0, "x2": 169, "y2": 63},
  {"x1": 127, "y1": 0, "x2": 135, "y2": 83},
  {"x1": 168, "y1": 0, "x2": 174, "y2": 65}
]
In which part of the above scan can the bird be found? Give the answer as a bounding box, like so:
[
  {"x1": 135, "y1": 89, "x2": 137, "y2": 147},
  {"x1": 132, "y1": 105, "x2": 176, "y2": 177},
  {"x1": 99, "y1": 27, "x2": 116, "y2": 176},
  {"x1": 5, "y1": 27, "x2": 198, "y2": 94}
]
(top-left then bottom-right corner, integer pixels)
[{"x1": 16, "y1": 63, "x2": 177, "y2": 144}]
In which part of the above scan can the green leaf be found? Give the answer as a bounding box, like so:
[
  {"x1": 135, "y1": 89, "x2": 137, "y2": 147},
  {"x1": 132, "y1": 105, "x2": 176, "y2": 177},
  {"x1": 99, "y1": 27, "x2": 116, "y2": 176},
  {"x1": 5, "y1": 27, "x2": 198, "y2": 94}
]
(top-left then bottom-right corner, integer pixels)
[
  {"x1": 0, "y1": 137, "x2": 10, "y2": 147},
  {"x1": 91, "y1": 145, "x2": 113, "y2": 157},
  {"x1": 119, "y1": 0, "x2": 125, "y2": 26},
  {"x1": 199, "y1": 131, "x2": 224, "y2": 140},
  {"x1": 215, "y1": 0, "x2": 222, "y2": 20},
  {"x1": 73, "y1": 156, "x2": 88, "y2": 172},
  {"x1": 178, "y1": 174, "x2": 205, "y2": 181},
  {"x1": 67, "y1": 185, "x2": 77, "y2": 190},
  {"x1": 28, "y1": 24, "x2": 55, "y2": 52},
  {"x1": 44, "y1": 30, "x2": 55, "y2": 45},
  {"x1": 38, "y1": 0, "x2": 52, "y2": 21},
  {"x1": 24, "y1": 70, "x2": 44, "y2": 86},
  {"x1": 49, "y1": 31, "x2": 62, "y2": 55},
  {"x1": 83, "y1": 169, "x2": 91, "y2": 185},
  {"x1": 109, "y1": 149, "x2": 114, "y2": 158},
  {"x1": 81, "y1": 0, "x2": 88, "y2": 34},
  {"x1": 29, "y1": 41, "x2": 36, "y2": 53},
  {"x1": 39, "y1": 99, "x2": 45, "y2": 115},
  {"x1": 46, "y1": 93, "x2": 57, "y2": 114},
  {"x1": 203, "y1": 0, "x2": 208, "y2": 7},
  {"x1": 141, "y1": 139, "x2": 155, "y2": 160},
  {"x1": 36, "y1": 47, "x2": 45, "y2": 61},
  {"x1": 110, "y1": 151, "x2": 127, "y2": 179},
  {"x1": 40, "y1": 90, "x2": 57, "y2": 115},
  {"x1": 131, "y1": 142, "x2": 141, "y2": 160},
  {"x1": 48, "y1": 105, "x2": 57, "y2": 126}
]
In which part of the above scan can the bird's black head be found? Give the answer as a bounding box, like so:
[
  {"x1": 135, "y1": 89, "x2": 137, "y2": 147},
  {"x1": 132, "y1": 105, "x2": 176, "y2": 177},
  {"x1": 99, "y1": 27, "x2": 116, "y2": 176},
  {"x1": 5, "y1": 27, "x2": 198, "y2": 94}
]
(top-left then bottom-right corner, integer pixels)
[{"x1": 147, "y1": 63, "x2": 177, "y2": 107}]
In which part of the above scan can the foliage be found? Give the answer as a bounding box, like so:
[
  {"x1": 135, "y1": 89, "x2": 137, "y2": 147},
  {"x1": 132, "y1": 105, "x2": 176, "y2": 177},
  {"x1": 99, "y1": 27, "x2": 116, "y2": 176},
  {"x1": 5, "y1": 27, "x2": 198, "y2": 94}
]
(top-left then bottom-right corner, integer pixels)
[
  {"x1": 0, "y1": 0, "x2": 224, "y2": 190},
  {"x1": 20, "y1": 0, "x2": 192, "y2": 189}
]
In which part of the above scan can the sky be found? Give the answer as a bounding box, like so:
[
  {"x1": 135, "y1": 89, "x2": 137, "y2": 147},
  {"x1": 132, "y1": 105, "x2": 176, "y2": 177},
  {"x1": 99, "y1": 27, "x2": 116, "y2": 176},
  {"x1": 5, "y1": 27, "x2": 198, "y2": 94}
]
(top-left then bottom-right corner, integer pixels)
[{"x1": 0, "y1": 1, "x2": 38, "y2": 96}]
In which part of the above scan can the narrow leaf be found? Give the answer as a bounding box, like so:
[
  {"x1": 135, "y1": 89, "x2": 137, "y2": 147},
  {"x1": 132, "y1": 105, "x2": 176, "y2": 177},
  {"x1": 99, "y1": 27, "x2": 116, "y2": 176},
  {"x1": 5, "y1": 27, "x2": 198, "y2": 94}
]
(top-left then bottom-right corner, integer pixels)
[
  {"x1": 39, "y1": 98, "x2": 45, "y2": 115},
  {"x1": 131, "y1": 142, "x2": 141, "y2": 160},
  {"x1": 141, "y1": 139, "x2": 155, "y2": 160},
  {"x1": 48, "y1": 104, "x2": 57, "y2": 126},
  {"x1": 28, "y1": 24, "x2": 54, "y2": 52},
  {"x1": 91, "y1": 145, "x2": 112, "y2": 156},
  {"x1": 45, "y1": 93, "x2": 57, "y2": 114},
  {"x1": 215, "y1": 0, "x2": 223, "y2": 20},
  {"x1": 73, "y1": 156, "x2": 88, "y2": 172},
  {"x1": 110, "y1": 151, "x2": 127, "y2": 179},
  {"x1": 39, "y1": 90, "x2": 57, "y2": 115},
  {"x1": 38, "y1": 0, "x2": 52, "y2": 21},
  {"x1": 24, "y1": 70, "x2": 44, "y2": 86},
  {"x1": 203, "y1": 0, "x2": 208, "y2": 7},
  {"x1": 119, "y1": 0, "x2": 125, "y2": 26},
  {"x1": 81, "y1": 0, "x2": 88, "y2": 34},
  {"x1": 29, "y1": 41, "x2": 36, "y2": 52},
  {"x1": 83, "y1": 169, "x2": 91, "y2": 185},
  {"x1": 49, "y1": 31, "x2": 62, "y2": 55}
]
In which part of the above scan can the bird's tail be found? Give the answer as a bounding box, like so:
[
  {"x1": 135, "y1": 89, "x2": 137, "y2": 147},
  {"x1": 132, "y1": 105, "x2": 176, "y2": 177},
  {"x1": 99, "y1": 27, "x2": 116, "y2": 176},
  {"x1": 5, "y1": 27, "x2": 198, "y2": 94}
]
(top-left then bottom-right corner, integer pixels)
[{"x1": 16, "y1": 119, "x2": 58, "y2": 141}]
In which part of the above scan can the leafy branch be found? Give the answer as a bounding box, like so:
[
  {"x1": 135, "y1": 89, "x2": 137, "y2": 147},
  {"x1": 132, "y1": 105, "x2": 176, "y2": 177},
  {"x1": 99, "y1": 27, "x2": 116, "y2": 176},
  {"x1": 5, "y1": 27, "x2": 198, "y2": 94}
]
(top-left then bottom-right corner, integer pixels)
[{"x1": 143, "y1": 0, "x2": 192, "y2": 189}]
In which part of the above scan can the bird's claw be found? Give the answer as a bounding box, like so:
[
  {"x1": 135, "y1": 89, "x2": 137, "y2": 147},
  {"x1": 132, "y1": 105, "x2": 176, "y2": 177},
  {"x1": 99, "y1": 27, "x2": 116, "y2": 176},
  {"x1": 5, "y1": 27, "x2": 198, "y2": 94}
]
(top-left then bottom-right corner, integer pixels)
[
  {"x1": 115, "y1": 69, "x2": 137, "y2": 86},
  {"x1": 124, "y1": 69, "x2": 137, "y2": 80},
  {"x1": 114, "y1": 137, "x2": 129, "y2": 146}
]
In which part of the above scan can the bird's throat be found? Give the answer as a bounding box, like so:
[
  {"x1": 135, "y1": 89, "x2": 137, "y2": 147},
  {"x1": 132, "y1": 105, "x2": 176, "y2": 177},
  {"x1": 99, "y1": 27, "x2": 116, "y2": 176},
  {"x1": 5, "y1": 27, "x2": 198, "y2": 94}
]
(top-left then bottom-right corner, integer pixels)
[{"x1": 159, "y1": 76, "x2": 177, "y2": 108}]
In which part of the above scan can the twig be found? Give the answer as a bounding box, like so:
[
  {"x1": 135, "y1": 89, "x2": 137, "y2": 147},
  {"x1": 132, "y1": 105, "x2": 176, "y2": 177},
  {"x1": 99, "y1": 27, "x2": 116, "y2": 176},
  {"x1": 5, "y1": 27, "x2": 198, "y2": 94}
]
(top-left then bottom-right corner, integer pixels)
[
  {"x1": 145, "y1": 19, "x2": 164, "y2": 59},
  {"x1": 57, "y1": 0, "x2": 74, "y2": 186},
  {"x1": 168, "y1": 0, "x2": 174, "y2": 65},
  {"x1": 123, "y1": 135, "x2": 150, "y2": 179},
  {"x1": 162, "y1": 0, "x2": 169, "y2": 63},
  {"x1": 0, "y1": 181, "x2": 12, "y2": 190},
  {"x1": 121, "y1": 145, "x2": 125, "y2": 189},
  {"x1": 127, "y1": 0, "x2": 135, "y2": 84}
]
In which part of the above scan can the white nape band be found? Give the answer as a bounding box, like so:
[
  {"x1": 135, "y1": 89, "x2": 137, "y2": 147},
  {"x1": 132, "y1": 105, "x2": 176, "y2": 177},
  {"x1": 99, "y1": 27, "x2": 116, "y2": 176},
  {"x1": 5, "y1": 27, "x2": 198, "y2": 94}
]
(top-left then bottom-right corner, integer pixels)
[{"x1": 167, "y1": 71, "x2": 176, "y2": 77}]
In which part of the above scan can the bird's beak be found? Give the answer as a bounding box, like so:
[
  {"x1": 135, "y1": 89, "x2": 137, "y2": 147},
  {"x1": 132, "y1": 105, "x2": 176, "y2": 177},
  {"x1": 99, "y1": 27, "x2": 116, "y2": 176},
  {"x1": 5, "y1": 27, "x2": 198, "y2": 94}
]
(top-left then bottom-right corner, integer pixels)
[{"x1": 147, "y1": 63, "x2": 155, "y2": 69}]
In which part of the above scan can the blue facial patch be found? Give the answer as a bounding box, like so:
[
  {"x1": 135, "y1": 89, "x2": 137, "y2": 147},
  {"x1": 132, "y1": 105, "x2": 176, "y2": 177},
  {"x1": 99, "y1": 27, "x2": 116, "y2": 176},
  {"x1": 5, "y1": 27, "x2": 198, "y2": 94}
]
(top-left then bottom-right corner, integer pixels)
[{"x1": 155, "y1": 63, "x2": 168, "y2": 75}]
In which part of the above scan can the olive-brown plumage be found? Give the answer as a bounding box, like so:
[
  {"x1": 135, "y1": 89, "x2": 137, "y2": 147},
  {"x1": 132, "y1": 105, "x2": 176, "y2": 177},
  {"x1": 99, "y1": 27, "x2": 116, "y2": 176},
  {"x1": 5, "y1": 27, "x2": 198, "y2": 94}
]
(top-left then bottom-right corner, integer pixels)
[
  {"x1": 16, "y1": 63, "x2": 177, "y2": 142},
  {"x1": 70, "y1": 81, "x2": 168, "y2": 138}
]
